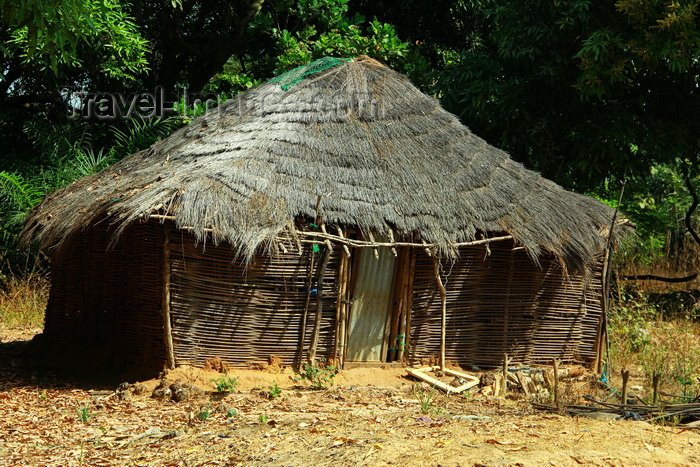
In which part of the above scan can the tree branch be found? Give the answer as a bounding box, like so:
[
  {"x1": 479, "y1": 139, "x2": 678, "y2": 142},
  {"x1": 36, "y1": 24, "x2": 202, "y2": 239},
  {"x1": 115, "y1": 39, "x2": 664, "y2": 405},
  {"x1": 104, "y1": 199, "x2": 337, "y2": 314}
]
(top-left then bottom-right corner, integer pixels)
[
  {"x1": 683, "y1": 165, "x2": 700, "y2": 247},
  {"x1": 617, "y1": 273, "x2": 698, "y2": 283}
]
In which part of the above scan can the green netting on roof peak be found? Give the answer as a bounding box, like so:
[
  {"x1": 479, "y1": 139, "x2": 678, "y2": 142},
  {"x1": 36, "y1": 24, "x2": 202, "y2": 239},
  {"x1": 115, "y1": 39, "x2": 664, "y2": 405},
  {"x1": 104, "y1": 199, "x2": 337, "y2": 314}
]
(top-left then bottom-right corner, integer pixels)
[{"x1": 269, "y1": 57, "x2": 352, "y2": 91}]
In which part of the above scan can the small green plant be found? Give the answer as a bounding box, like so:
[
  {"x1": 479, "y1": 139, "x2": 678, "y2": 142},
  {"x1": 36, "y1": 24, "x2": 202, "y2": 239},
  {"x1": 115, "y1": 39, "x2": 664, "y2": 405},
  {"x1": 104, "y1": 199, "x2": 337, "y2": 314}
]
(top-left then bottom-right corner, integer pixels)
[
  {"x1": 259, "y1": 414, "x2": 269, "y2": 423},
  {"x1": 211, "y1": 372, "x2": 238, "y2": 393},
  {"x1": 297, "y1": 360, "x2": 338, "y2": 390},
  {"x1": 197, "y1": 404, "x2": 212, "y2": 421},
  {"x1": 269, "y1": 382, "x2": 282, "y2": 399},
  {"x1": 226, "y1": 408, "x2": 239, "y2": 418},
  {"x1": 413, "y1": 382, "x2": 438, "y2": 414},
  {"x1": 76, "y1": 404, "x2": 91, "y2": 423},
  {"x1": 39, "y1": 390, "x2": 48, "y2": 400},
  {"x1": 461, "y1": 389, "x2": 474, "y2": 403}
]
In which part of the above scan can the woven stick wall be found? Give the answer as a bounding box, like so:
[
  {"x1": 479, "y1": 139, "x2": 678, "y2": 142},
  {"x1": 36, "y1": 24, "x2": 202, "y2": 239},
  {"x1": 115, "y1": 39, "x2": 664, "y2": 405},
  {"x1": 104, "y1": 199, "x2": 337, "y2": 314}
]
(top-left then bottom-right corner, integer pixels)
[
  {"x1": 409, "y1": 240, "x2": 604, "y2": 368},
  {"x1": 41, "y1": 221, "x2": 166, "y2": 374},
  {"x1": 167, "y1": 224, "x2": 340, "y2": 368}
]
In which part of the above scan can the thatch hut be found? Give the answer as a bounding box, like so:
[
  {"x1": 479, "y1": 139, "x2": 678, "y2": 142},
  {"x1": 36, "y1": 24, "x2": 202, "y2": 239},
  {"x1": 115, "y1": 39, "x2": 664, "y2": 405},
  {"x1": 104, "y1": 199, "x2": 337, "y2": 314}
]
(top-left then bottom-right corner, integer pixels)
[{"x1": 23, "y1": 56, "x2": 625, "y2": 377}]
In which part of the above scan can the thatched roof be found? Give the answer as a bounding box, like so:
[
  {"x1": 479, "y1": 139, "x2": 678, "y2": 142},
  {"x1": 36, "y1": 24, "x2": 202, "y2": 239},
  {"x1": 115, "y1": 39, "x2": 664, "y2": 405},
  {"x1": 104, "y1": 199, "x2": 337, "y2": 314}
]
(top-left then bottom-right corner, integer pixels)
[{"x1": 23, "y1": 56, "x2": 620, "y2": 271}]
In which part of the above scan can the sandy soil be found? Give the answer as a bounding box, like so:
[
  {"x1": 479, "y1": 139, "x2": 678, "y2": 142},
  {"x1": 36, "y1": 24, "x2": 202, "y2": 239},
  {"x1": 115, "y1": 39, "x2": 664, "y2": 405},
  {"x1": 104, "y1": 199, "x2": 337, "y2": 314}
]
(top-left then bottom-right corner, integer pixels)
[{"x1": 1, "y1": 326, "x2": 699, "y2": 466}]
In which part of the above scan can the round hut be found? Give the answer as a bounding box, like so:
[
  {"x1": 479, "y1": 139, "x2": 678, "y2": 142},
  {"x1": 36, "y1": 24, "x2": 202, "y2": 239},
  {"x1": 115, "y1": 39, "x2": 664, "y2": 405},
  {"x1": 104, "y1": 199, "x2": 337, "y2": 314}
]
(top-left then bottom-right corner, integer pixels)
[{"x1": 23, "y1": 56, "x2": 625, "y2": 377}]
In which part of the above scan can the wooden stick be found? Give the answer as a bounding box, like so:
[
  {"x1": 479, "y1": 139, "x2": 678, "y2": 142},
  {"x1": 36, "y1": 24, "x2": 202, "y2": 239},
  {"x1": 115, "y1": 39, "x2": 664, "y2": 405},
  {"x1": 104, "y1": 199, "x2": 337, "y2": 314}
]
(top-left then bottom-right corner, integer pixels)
[
  {"x1": 406, "y1": 366, "x2": 479, "y2": 394},
  {"x1": 553, "y1": 359, "x2": 560, "y2": 408},
  {"x1": 388, "y1": 248, "x2": 404, "y2": 362},
  {"x1": 297, "y1": 245, "x2": 316, "y2": 368},
  {"x1": 368, "y1": 230, "x2": 379, "y2": 259},
  {"x1": 335, "y1": 226, "x2": 351, "y2": 257},
  {"x1": 652, "y1": 372, "x2": 661, "y2": 406},
  {"x1": 621, "y1": 369, "x2": 630, "y2": 406},
  {"x1": 308, "y1": 244, "x2": 332, "y2": 365},
  {"x1": 403, "y1": 250, "x2": 416, "y2": 363},
  {"x1": 422, "y1": 240, "x2": 432, "y2": 257},
  {"x1": 388, "y1": 229, "x2": 397, "y2": 257},
  {"x1": 162, "y1": 228, "x2": 175, "y2": 369},
  {"x1": 337, "y1": 252, "x2": 350, "y2": 367},
  {"x1": 516, "y1": 371, "x2": 530, "y2": 397},
  {"x1": 502, "y1": 353, "x2": 509, "y2": 397},
  {"x1": 333, "y1": 251, "x2": 347, "y2": 365},
  {"x1": 149, "y1": 215, "x2": 514, "y2": 250},
  {"x1": 433, "y1": 257, "x2": 447, "y2": 371}
]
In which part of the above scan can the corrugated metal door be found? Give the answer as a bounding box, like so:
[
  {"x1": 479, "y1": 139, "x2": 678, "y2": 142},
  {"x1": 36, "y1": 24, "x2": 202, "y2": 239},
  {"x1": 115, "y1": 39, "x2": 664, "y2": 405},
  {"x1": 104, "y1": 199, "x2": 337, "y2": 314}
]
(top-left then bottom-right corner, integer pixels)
[{"x1": 345, "y1": 246, "x2": 396, "y2": 362}]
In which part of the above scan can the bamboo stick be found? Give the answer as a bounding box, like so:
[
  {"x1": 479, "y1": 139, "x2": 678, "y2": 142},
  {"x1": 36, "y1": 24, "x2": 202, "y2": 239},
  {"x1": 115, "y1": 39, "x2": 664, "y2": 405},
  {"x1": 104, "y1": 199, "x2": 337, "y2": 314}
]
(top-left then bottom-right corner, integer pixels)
[
  {"x1": 335, "y1": 226, "x2": 351, "y2": 257},
  {"x1": 388, "y1": 229, "x2": 397, "y2": 257},
  {"x1": 553, "y1": 359, "x2": 560, "y2": 408},
  {"x1": 368, "y1": 230, "x2": 379, "y2": 259},
  {"x1": 433, "y1": 257, "x2": 447, "y2": 371},
  {"x1": 148, "y1": 215, "x2": 513, "y2": 249},
  {"x1": 308, "y1": 244, "x2": 332, "y2": 365},
  {"x1": 333, "y1": 250, "x2": 350, "y2": 364},
  {"x1": 502, "y1": 353, "x2": 509, "y2": 397},
  {"x1": 297, "y1": 245, "x2": 316, "y2": 368},
  {"x1": 404, "y1": 249, "x2": 416, "y2": 363},
  {"x1": 338, "y1": 251, "x2": 350, "y2": 367}
]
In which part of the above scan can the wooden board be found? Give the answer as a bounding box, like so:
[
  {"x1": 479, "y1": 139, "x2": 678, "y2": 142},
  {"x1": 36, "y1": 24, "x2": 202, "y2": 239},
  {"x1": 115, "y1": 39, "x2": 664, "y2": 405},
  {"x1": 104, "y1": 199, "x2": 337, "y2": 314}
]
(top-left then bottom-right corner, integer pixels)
[{"x1": 406, "y1": 366, "x2": 480, "y2": 394}]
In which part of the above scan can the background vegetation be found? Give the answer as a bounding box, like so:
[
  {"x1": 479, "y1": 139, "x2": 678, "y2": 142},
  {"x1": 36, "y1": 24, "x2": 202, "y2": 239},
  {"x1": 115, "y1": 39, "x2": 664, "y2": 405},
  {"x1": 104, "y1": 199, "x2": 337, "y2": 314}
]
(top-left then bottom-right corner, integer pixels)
[{"x1": 1, "y1": 0, "x2": 698, "y2": 396}]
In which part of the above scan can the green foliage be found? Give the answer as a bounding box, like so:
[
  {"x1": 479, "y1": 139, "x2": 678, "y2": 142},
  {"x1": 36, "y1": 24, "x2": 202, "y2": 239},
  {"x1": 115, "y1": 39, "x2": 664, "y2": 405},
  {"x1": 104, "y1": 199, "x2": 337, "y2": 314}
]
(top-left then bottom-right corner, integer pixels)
[
  {"x1": 76, "y1": 404, "x2": 91, "y2": 423},
  {"x1": 1, "y1": 0, "x2": 148, "y2": 78},
  {"x1": 609, "y1": 286, "x2": 700, "y2": 400},
  {"x1": 270, "y1": 1, "x2": 428, "y2": 83},
  {"x1": 110, "y1": 118, "x2": 182, "y2": 158},
  {"x1": 297, "y1": 360, "x2": 337, "y2": 390},
  {"x1": 609, "y1": 288, "x2": 654, "y2": 357},
  {"x1": 436, "y1": 0, "x2": 700, "y2": 191},
  {"x1": 591, "y1": 163, "x2": 697, "y2": 270},
  {"x1": 259, "y1": 414, "x2": 269, "y2": 423},
  {"x1": 412, "y1": 382, "x2": 439, "y2": 414},
  {"x1": 0, "y1": 115, "x2": 182, "y2": 275},
  {"x1": 211, "y1": 373, "x2": 238, "y2": 393},
  {"x1": 197, "y1": 404, "x2": 212, "y2": 421},
  {"x1": 268, "y1": 382, "x2": 282, "y2": 399}
]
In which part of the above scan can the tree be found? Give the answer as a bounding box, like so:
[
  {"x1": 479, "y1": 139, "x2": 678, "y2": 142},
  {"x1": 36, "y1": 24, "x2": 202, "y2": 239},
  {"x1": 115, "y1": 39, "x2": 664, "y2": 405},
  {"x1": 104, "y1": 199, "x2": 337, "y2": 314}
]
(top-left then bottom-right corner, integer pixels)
[
  {"x1": 129, "y1": 0, "x2": 427, "y2": 95},
  {"x1": 435, "y1": 0, "x2": 700, "y2": 267},
  {"x1": 436, "y1": 0, "x2": 699, "y2": 190},
  {"x1": 1, "y1": 0, "x2": 149, "y2": 108}
]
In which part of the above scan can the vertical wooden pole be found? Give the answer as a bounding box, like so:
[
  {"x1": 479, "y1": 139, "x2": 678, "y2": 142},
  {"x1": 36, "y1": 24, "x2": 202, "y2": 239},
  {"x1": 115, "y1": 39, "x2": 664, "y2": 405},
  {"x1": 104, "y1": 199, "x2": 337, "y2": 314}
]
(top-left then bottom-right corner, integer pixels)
[
  {"x1": 433, "y1": 257, "x2": 447, "y2": 372},
  {"x1": 621, "y1": 369, "x2": 630, "y2": 406},
  {"x1": 553, "y1": 359, "x2": 560, "y2": 408},
  {"x1": 403, "y1": 249, "x2": 416, "y2": 363},
  {"x1": 338, "y1": 250, "x2": 351, "y2": 368},
  {"x1": 333, "y1": 250, "x2": 350, "y2": 366},
  {"x1": 308, "y1": 243, "x2": 332, "y2": 365},
  {"x1": 502, "y1": 353, "x2": 509, "y2": 397},
  {"x1": 297, "y1": 244, "x2": 316, "y2": 368},
  {"x1": 162, "y1": 229, "x2": 175, "y2": 370},
  {"x1": 595, "y1": 247, "x2": 611, "y2": 374},
  {"x1": 652, "y1": 372, "x2": 661, "y2": 406}
]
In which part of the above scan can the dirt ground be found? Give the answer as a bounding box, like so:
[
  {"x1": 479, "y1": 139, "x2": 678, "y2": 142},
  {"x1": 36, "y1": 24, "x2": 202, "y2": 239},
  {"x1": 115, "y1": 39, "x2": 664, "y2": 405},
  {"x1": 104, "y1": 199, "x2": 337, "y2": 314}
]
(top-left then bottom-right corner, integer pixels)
[{"x1": 1, "y1": 326, "x2": 699, "y2": 467}]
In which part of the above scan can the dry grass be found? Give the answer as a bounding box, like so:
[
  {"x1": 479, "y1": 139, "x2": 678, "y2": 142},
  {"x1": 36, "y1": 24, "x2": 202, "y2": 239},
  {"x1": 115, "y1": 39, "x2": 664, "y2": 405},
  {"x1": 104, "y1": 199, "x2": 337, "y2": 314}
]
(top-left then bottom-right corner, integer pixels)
[
  {"x1": 0, "y1": 274, "x2": 48, "y2": 329},
  {"x1": 608, "y1": 287, "x2": 700, "y2": 401}
]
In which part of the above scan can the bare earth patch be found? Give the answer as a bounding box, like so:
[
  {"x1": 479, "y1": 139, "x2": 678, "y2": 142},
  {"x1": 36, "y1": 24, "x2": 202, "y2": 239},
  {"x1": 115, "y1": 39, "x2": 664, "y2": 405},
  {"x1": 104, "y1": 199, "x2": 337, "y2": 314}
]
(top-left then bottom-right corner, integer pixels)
[{"x1": 1, "y1": 328, "x2": 699, "y2": 466}]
